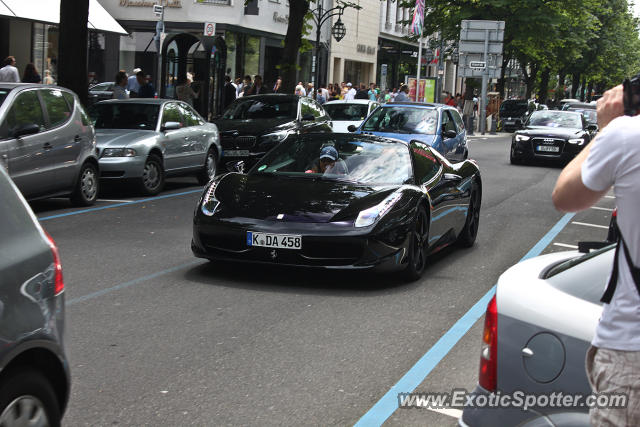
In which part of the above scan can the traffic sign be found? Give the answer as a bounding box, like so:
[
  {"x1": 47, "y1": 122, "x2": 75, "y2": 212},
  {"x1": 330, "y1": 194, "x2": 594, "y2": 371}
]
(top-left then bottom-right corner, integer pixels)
[
  {"x1": 469, "y1": 61, "x2": 486, "y2": 70},
  {"x1": 204, "y1": 22, "x2": 216, "y2": 37},
  {"x1": 153, "y1": 5, "x2": 163, "y2": 17}
]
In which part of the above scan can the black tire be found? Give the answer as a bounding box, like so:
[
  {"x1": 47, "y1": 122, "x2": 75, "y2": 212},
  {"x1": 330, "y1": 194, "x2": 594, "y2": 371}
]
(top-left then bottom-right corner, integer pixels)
[
  {"x1": 0, "y1": 369, "x2": 61, "y2": 427},
  {"x1": 458, "y1": 181, "x2": 481, "y2": 247},
  {"x1": 70, "y1": 162, "x2": 99, "y2": 206},
  {"x1": 138, "y1": 154, "x2": 165, "y2": 196},
  {"x1": 510, "y1": 145, "x2": 522, "y2": 165},
  {"x1": 403, "y1": 206, "x2": 429, "y2": 281},
  {"x1": 197, "y1": 148, "x2": 218, "y2": 185}
]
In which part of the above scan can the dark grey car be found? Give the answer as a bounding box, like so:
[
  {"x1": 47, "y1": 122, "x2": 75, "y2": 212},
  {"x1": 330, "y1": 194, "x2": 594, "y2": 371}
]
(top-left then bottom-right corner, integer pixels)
[
  {"x1": 0, "y1": 164, "x2": 70, "y2": 426},
  {"x1": 0, "y1": 83, "x2": 100, "y2": 205}
]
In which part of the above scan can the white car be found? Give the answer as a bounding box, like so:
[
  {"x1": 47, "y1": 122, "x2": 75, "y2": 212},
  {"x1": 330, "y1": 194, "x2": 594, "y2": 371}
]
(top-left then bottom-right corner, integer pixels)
[
  {"x1": 323, "y1": 99, "x2": 380, "y2": 133},
  {"x1": 460, "y1": 245, "x2": 613, "y2": 426}
]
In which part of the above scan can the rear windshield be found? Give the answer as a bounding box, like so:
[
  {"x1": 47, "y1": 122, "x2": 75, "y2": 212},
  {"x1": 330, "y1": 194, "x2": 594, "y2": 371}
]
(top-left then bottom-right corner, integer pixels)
[
  {"x1": 500, "y1": 101, "x2": 528, "y2": 114},
  {"x1": 88, "y1": 103, "x2": 160, "y2": 130},
  {"x1": 324, "y1": 103, "x2": 369, "y2": 121},
  {"x1": 362, "y1": 106, "x2": 439, "y2": 135}
]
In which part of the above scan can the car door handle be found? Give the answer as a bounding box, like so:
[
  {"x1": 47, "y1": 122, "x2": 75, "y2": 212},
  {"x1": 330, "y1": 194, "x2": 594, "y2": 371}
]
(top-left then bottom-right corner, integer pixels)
[
  {"x1": 74, "y1": 135, "x2": 82, "y2": 142},
  {"x1": 522, "y1": 347, "x2": 534, "y2": 358},
  {"x1": 43, "y1": 142, "x2": 53, "y2": 150}
]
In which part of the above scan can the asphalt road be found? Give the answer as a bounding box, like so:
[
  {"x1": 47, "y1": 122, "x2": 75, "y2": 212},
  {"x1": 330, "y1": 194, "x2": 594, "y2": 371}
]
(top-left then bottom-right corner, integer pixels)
[{"x1": 31, "y1": 133, "x2": 614, "y2": 426}]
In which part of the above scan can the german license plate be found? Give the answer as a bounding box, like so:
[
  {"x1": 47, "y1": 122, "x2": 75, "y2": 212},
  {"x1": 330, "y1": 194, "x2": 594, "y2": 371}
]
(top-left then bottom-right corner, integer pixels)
[
  {"x1": 247, "y1": 232, "x2": 302, "y2": 249},
  {"x1": 536, "y1": 145, "x2": 560, "y2": 152},
  {"x1": 224, "y1": 149, "x2": 250, "y2": 157},
  {"x1": 504, "y1": 120, "x2": 514, "y2": 125}
]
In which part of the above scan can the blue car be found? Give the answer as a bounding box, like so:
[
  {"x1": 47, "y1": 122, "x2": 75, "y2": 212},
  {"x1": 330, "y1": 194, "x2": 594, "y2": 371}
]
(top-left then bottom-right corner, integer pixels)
[{"x1": 350, "y1": 102, "x2": 468, "y2": 162}]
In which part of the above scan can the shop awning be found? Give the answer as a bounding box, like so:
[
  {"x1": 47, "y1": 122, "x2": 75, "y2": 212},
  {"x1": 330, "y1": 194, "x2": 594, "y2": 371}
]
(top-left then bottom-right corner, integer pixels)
[{"x1": 0, "y1": 0, "x2": 128, "y2": 35}]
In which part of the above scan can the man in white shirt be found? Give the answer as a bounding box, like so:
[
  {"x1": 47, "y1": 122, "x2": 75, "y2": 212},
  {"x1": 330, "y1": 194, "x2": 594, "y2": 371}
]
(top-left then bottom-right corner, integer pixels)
[
  {"x1": 553, "y1": 84, "x2": 640, "y2": 425},
  {"x1": 344, "y1": 82, "x2": 356, "y2": 100},
  {"x1": 0, "y1": 56, "x2": 20, "y2": 82},
  {"x1": 127, "y1": 67, "x2": 141, "y2": 97}
]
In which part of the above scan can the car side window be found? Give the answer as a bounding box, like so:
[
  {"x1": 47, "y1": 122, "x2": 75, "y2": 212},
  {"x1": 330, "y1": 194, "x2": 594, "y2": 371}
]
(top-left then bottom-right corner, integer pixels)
[
  {"x1": 41, "y1": 89, "x2": 72, "y2": 129},
  {"x1": 162, "y1": 103, "x2": 184, "y2": 127},
  {"x1": 309, "y1": 100, "x2": 323, "y2": 119},
  {"x1": 179, "y1": 104, "x2": 204, "y2": 127},
  {"x1": 442, "y1": 111, "x2": 457, "y2": 133},
  {"x1": 451, "y1": 109, "x2": 465, "y2": 131},
  {"x1": 1, "y1": 90, "x2": 45, "y2": 139},
  {"x1": 410, "y1": 141, "x2": 441, "y2": 185}
]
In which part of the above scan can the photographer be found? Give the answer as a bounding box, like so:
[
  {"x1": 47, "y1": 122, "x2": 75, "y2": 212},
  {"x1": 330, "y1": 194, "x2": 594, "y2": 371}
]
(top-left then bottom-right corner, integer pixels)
[{"x1": 552, "y1": 83, "x2": 640, "y2": 425}]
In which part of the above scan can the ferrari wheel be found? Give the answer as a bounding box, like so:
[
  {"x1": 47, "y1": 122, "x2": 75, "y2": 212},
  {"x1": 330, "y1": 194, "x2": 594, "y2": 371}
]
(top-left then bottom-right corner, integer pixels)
[
  {"x1": 458, "y1": 181, "x2": 481, "y2": 247},
  {"x1": 404, "y1": 206, "x2": 429, "y2": 281}
]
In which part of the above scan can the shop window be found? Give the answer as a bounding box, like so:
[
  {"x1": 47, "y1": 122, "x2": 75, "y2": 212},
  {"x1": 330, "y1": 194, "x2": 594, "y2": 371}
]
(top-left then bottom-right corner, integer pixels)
[
  {"x1": 41, "y1": 89, "x2": 71, "y2": 129},
  {"x1": 32, "y1": 23, "x2": 58, "y2": 84}
]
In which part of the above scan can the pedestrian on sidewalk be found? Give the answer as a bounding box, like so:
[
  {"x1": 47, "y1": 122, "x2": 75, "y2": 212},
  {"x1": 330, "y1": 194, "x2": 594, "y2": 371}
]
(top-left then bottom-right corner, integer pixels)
[
  {"x1": 0, "y1": 56, "x2": 19, "y2": 82},
  {"x1": 112, "y1": 71, "x2": 129, "y2": 99},
  {"x1": 22, "y1": 63, "x2": 41, "y2": 83},
  {"x1": 394, "y1": 85, "x2": 409, "y2": 102},
  {"x1": 552, "y1": 83, "x2": 640, "y2": 425}
]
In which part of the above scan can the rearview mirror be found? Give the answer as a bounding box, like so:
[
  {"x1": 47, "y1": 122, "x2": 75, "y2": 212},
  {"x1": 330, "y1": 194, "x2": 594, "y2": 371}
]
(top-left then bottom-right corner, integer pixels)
[
  {"x1": 347, "y1": 124, "x2": 357, "y2": 132},
  {"x1": 162, "y1": 121, "x2": 181, "y2": 131},
  {"x1": 443, "y1": 129, "x2": 457, "y2": 139},
  {"x1": 12, "y1": 123, "x2": 40, "y2": 138}
]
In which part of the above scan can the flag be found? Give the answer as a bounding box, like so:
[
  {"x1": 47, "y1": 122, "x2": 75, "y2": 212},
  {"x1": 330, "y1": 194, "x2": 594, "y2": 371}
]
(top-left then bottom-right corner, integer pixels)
[{"x1": 410, "y1": 0, "x2": 425, "y2": 36}]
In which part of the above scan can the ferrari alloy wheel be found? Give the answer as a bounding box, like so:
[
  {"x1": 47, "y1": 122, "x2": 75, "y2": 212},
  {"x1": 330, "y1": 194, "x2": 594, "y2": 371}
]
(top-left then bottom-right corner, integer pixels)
[
  {"x1": 197, "y1": 148, "x2": 218, "y2": 185},
  {"x1": 458, "y1": 181, "x2": 481, "y2": 247},
  {"x1": 139, "y1": 154, "x2": 165, "y2": 196},
  {"x1": 404, "y1": 206, "x2": 429, "y2": 281}
]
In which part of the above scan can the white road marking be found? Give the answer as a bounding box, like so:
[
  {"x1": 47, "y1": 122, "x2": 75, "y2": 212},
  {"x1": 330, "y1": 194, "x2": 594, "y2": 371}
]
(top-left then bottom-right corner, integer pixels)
[
  {"x1": 572, "y1": 221, "x2": 609, "y2": 230},
  {"x1": 426, "y1": 407, "x2": 463, "y2": 419},
  {"x1": 97, "y1": 199, "x2": 134, "y2": 203},
  {"x1": 554, "y1": 243, "x2": 578, "y2": 249},
  {"x1": 591, "y1": 206, "x2": 614, "y2": 212}
]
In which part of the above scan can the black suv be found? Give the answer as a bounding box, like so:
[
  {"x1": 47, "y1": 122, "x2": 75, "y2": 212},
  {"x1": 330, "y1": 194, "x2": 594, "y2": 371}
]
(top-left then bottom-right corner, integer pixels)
[
  {"x1": 499, "y1": 99, "x2": 530, "y2": 132},
  {"x1": 0, "y1": 164, "x2": 69, "y2": 426}
]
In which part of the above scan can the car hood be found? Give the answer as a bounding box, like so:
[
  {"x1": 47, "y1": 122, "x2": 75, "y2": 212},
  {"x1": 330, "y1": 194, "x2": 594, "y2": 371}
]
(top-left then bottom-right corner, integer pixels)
[
  {"x1": 212, "y1": 118, "x2": 296, "y2": 136},
  {"x1": 213, "y1": 173, "x2": 398, "y2": 223},
  {"x1": 357, "y1": 131, "x2": 436, "y2": 146},
  {"x1": 95, "y1": 129, "x2": 158, "y2": 147},
  {"x1": 517, "y1": 126, "x2": 584, "y2": 138}
]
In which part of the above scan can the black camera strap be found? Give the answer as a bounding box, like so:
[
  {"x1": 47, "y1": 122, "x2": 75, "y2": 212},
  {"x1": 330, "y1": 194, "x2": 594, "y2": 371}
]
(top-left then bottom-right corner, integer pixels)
[{"x1": 601, "y1": 223, "x2": 640, "y2": 303}]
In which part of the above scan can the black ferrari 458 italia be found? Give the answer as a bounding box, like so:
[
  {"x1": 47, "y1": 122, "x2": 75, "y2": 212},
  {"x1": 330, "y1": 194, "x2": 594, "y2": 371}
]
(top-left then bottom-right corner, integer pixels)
[{"x1": 191, "y1": 133, "x2": 481, "y2": 280}]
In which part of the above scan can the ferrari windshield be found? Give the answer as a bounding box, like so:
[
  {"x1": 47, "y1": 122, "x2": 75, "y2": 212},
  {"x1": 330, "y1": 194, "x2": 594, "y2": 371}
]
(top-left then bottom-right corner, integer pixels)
[
  {"x1": 361, "y1": 106, "x2": 438, "y2": 134},
  {"x1": 222, "y1": 98, "x2": 298, "y2": 120},
  {"x1": 527, "y1": 111, "x2": 582, "y2": 128},
  {"x1": 251, "y1": 136, "x2": 412, "y2": 185},
  {"x1": 89, "y1": 103, "x2": 160, "y2": 130},
  {"x1": 324, "y1": 103, "x2": 369, "y2": 121}
]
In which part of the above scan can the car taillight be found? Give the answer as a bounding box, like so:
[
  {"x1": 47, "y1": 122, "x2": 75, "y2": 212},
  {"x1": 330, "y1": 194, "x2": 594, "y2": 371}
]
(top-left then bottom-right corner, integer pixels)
[
  {"x1": 44, "y1": 232, "x2": 64, "y2": 295},
  {"x1": 479, "y1": 295, "x2": 497, "y2": 391}
]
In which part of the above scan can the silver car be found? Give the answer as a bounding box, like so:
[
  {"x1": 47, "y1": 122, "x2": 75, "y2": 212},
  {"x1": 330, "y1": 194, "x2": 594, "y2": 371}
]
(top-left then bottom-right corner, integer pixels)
[
  {"x1": 89, "y1": 99, "x2": 221, "y2": 195},
  {"x1": 0, "y1": 83, "x2": 100, "y2": 205},
  {"x1": 460, "y1": 246, "x2": 613, "y2": 426}
]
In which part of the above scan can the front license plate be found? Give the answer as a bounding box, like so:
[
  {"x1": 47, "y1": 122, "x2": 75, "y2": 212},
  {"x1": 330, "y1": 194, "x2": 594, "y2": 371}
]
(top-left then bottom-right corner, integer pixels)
[
  {"x1": 247, "y1": 232, "x2": 302, "y2": 249},
  {"x1": 504, "y1": 120, "x2": 515, "y2": 125},
  {"x1": 224, "y1": 149, "x2": 250, "y2": 157},
  {"x1": 536, "y1": 145, "x2": 560, "y2": 152}
]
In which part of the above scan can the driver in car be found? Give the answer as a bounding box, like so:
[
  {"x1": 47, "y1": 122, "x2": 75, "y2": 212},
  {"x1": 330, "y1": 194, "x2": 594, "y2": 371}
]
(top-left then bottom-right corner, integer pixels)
[{"x1": 306, "y1": 146, "x2": 348, "y2": 175}]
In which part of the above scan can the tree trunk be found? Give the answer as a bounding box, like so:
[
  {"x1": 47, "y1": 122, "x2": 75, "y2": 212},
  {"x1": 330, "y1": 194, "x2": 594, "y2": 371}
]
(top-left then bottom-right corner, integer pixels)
[
  {"x1": 496, "y1": 55, "x2": 509, "y2": 99},
  {"x1": 58, "y1": 0, "x2": 89, "y2": 106},
  {"x1": 571, "y1": 73, "x2": 580, "y2": 99},
  {"x1": 538, "y1": 67, "x2": 550, "y2": 105},
  {"x1": 520, "y1": 60, "x2": 538, "y2": 100},
  {"x1": 279, "y1": 1, "x2": 310, "y2": 94},
  {"x1": 556, "y1": 70, "x2": 566, "y2": 105},
  {"x1": 587, "y1": 80, "x2": 594, "y2": 101},
  {"x1": 580, "y1": 76, "x2": 587, "y2": 101}
]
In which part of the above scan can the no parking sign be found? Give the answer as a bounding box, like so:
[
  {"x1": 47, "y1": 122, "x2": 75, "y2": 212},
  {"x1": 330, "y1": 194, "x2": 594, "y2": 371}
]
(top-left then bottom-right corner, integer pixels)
[{"x1": 204, "y1": 22, "x2": 216, "y2": 37}]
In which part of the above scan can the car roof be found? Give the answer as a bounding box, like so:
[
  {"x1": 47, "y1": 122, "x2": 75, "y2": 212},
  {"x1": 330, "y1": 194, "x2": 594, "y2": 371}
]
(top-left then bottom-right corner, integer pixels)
[
  {"x1": 94, "y1": 98, "x2": 171, "y2": 105},
  {"x1": 324, "y1": 99, "x2": 374, "y2": 105},
  {"x1": 239, "y1": 94, "x2": 302, "y2": 101},
  {"x1": 383, "y1": 101, "x2": 443, "y2": 108},
  {"x1": 566, "y1": 102, "x2": 596, "y2": 110},
  {"x1": 0, "y1": 83, "x2": 69, "y2": 91}
]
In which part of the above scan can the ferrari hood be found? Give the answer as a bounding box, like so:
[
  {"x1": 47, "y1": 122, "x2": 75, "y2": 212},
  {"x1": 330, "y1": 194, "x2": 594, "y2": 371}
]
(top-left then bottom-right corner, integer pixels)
[{"x1": 213, "y1": 173, "x2": 397, "y2": 223}]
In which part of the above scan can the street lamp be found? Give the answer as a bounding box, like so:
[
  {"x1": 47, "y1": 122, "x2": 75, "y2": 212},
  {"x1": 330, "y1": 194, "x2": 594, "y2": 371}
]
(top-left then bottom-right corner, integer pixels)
[{"x1": 311, "y1": 1, "x2": 360, "y2": 92}]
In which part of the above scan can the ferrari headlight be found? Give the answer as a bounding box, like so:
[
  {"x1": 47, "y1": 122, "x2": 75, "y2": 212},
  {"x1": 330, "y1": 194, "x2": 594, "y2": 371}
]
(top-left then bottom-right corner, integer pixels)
[
  {"x1": 355, "y1": 192, "x2": 403, "y2": 228},
  {"x1": 514, "y1": 134, "x2": 530, "y2": 142},
  {"x1": 201, "y1": 180, "x2": 220, "y2": 216},
  {"x1": 101, "y1": 148, "x2": 136, "y2": 157},
  {"x1": 568, "y1": 138, "x2": 585, "y2": 145},
  {"x1": 260, "y1": 131, "x2": 288, "y2": 145}
]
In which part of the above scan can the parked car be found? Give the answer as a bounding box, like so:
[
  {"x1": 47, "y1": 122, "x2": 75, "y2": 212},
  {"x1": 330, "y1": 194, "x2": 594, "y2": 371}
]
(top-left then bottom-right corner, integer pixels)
[
  {"x1": 0, "y1": 83, "x2": 100, "y2": 205},
  {"x1": 499, "y1": 99, "x2": 530, "y2": 132},
  {"x1": 510, "y1": 110, "x2": 597, "y2": 165},
  {"x1": 350, "y1": 102, "x2": 468, "y2": 162},
  {"x1": 192, "y1": 133, "x2": 481, "y2": 281},
  {"x1": 559, "y1": 99, "x2": 581, "y2": 110},
  {"x1": 212, "y1": 94, "x2": 333, "y2": 171},
  {"x1": 460, "y1": 245, "x2": 614, "y2": 426},
  {"x1": 0, "y1": 163, "x2": 70, "y2": 427},
  {"x1": 565, "y1": 102, "x2": 598, "y2": 135},
  {"x1": 88, "y1": 82, "x2": 117, "y2": 105},
  {"x1": 323, "y1": 99, "x2": 379, "y2": 133},
  {"x1": 88, "y1": 99, "x2": 221, "y2": 195}
]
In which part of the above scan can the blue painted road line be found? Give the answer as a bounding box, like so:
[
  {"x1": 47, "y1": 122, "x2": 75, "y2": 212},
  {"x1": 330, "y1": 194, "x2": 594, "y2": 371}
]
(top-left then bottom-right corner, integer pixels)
[
  {"x1": 66, "y1": 260, "x2": 203, "y2": 306},
  {"x1": 38, "y1": 189, "x2": 202, "y2": 221},
  {"x1": 354, "y1": 212, "x2": 576, "y2": 427}
]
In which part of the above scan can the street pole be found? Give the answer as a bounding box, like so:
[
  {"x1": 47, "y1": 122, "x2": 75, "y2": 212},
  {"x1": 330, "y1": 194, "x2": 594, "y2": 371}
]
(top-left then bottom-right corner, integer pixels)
[
  {"x1": 155, "y1": 5, "x2": 165, "y2": 97},
  {"x1": 437, "y1": 37, "x2": 444, "y2": 103},
  {"x1": 480, "y1": 29, "x2": 489, "y2": 134},
  {"x1": 314, "y1": 0, "x2": 322, "y2": 93},
  {"x1": 415, "y1": 36, "x2": 422, "y2": 102}
]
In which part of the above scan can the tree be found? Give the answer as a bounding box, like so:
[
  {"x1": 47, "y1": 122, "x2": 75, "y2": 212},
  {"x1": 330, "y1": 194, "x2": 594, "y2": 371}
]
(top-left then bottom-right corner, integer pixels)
[
  {"x1": 58, "y1": 0, "x2": 90, "y2": 106},
  {"x1": 278, "y1": 1, "x2": 311, "y2": 93}
]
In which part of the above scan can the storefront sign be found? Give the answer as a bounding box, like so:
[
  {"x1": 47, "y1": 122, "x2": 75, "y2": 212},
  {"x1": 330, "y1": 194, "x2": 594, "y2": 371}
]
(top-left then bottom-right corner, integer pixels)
[
  {"x1": 273, "y1": 12, "x2": 288, "y2": 24},
  {"x1": 408, "y1": 77, "x2": 436, "y2": 103},
  {"x1": 356, "y1": 44, "x2": 376, "y2": 55},
  {"x1": 119, "y1": 0, "x2": 181, "y2": 8}
]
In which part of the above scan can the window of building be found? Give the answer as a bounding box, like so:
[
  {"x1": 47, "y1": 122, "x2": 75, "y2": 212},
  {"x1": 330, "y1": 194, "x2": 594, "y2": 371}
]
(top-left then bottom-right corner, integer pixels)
[{"x1": 32, "y1": 23, "x2": 58, "y2": 84}]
